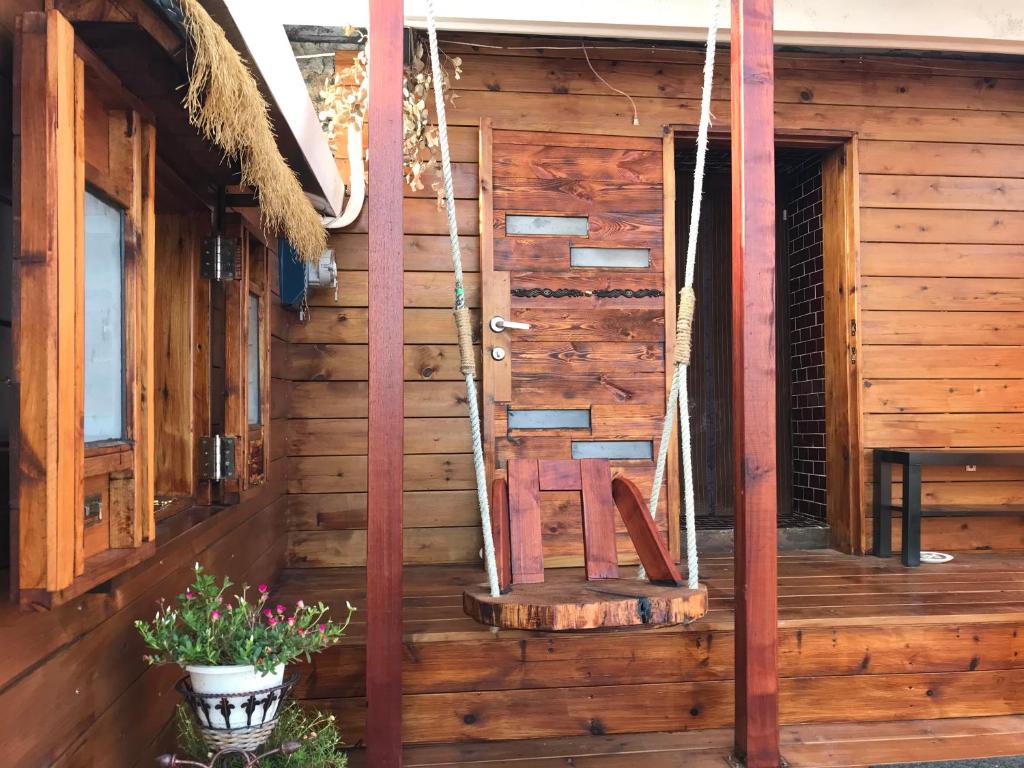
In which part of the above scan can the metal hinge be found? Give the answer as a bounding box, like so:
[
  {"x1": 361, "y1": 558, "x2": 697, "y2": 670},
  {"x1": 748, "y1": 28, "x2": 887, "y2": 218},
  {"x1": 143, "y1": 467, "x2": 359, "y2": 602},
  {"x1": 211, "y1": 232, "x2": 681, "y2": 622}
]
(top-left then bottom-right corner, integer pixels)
[
  {"x1": 198, "y1": 435, "x2": 237, "y2": 481},
  {"x1": 849, "y1": 346, "x2": 857, "y2": 364},
  {"x1": 200, "y1": 235, "x2": 242, "y2": 281},
  {"x1": 850, "y1": 319, "x2": 857, "y2": 337}
]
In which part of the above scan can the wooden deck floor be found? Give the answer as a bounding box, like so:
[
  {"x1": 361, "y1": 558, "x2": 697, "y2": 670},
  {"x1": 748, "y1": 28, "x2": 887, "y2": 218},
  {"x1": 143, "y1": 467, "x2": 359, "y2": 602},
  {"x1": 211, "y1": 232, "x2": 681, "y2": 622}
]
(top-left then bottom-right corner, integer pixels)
[
  {"x1": 344, "y1": 716, "x2": 1024, "y2": 767},
  {"x1": 280, "y1": 550, "x2": 1024, "y2": 635},
  {"x1": 276, "y1": 550, "x2": 1024, "y2": 755}
]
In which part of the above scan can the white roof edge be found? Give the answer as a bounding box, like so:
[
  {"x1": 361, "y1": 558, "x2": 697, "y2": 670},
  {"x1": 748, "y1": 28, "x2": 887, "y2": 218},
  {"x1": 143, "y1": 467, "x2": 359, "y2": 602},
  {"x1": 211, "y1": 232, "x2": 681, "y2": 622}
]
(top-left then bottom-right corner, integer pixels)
[
  {"x1": 219, "y1": 0, "x2": 345, "y2": 217},
  {"x1": 404, "y1": 21, "x2": 1024, "y2": 57},
  {"x1": 281, "y1": 1, "x2": 1024, "y2": 57}
]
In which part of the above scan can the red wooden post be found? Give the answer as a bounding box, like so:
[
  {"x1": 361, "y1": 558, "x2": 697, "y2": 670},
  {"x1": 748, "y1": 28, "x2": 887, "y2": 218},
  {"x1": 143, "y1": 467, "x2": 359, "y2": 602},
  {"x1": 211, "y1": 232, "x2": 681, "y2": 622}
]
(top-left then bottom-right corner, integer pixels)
[
  {"x1": 730, "y1": 0, "x2": 781, "y2": 766},
  {"x1": 366, "y1": 0, "x2": 405, "y2": 765}
]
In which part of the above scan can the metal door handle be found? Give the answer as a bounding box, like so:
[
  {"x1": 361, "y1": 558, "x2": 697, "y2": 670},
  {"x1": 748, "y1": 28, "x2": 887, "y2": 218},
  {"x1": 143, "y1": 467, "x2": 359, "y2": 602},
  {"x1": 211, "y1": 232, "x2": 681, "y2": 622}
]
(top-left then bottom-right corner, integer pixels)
[{"x1": 490, "y1": 316, "x2": 531, "y2": 333}]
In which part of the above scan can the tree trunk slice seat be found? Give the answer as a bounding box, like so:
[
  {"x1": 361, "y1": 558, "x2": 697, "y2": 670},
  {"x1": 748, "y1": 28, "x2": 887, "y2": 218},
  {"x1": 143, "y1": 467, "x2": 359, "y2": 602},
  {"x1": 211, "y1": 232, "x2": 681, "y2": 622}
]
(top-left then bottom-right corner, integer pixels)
[
  {"x1": 463, "y1": 459, "x2": 708, "y2": 632},
  {"x1": 463, "y1": 578, "x2": 708, "y2": 631}
]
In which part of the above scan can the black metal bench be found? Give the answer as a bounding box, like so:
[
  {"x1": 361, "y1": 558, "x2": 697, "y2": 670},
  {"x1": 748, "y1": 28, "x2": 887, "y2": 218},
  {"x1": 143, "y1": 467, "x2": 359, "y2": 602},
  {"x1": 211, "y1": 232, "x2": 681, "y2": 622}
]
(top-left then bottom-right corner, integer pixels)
[{"x1": 872, "y1": 449, "x2": 1024, "y2": 567}]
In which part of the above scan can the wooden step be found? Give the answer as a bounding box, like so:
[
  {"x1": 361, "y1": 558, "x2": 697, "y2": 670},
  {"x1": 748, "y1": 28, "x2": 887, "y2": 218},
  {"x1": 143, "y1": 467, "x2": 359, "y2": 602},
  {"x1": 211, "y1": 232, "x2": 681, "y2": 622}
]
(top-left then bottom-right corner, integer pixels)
[
  {"x1": 315, "y1": 667, "x2": 1024, "y2": 746},
  {"x1": 342, "y1": 715, "x2": 1024, "y2": 768}
]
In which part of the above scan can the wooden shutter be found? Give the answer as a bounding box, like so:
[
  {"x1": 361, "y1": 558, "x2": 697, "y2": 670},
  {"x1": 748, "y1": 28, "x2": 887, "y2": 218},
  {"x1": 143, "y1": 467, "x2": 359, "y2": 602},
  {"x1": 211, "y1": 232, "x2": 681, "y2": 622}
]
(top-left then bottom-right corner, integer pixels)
[{"x1": 13, "y1": 11, "x2": 157, "y2": 606}]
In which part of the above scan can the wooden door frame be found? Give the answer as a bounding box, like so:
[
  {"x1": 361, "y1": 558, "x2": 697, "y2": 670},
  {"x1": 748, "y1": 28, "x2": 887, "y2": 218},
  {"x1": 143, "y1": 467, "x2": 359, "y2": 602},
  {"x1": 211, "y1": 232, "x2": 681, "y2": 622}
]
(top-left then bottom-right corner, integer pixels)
[{"x1": 665, "y1": 125, "x2": 863, "y2": 554}]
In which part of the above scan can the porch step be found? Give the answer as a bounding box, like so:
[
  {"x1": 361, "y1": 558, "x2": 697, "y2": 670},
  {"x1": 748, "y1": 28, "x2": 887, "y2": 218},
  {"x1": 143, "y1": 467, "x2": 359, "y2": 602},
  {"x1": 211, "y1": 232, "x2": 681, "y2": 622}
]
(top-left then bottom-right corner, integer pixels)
[
  {"x1": 697, "y1": 523, "x2": 831, "y2": 553},
  {"x1": 275, "y1": 552, "x2": 1024, "y2": 746}
]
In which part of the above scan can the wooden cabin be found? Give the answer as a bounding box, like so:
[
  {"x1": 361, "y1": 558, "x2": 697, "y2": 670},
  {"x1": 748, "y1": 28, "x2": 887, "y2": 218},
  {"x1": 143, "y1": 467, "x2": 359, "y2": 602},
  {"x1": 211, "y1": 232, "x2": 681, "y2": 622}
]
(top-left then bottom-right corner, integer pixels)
[{"x1": 3, "y1": 0, "x2": 1024, "y2": 766}]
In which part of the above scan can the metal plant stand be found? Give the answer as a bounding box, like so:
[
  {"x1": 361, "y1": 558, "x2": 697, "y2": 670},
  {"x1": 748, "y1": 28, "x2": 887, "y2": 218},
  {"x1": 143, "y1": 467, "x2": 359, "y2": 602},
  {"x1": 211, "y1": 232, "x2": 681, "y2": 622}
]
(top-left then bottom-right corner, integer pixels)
[
  {"x1": 156, "y1": 741, "x2": 302, "y2": 767},
  {"x1": 175, "y1": 674, "x2": 300, "y2": 753}
]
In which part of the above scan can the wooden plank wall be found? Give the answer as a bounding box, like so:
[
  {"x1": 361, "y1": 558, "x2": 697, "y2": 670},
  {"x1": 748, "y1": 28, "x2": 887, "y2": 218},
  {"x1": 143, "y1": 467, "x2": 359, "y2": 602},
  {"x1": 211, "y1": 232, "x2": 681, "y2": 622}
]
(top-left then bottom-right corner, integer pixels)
[
  {"x1": 0, "y1": 3, "x2": 37, "y2": 571},
  {"x1": 286, "y1": 36, "x2": 1024, "y2": 568},
  {"x1": 0, "y1": 225, "x2": 290, "y2": 766}
]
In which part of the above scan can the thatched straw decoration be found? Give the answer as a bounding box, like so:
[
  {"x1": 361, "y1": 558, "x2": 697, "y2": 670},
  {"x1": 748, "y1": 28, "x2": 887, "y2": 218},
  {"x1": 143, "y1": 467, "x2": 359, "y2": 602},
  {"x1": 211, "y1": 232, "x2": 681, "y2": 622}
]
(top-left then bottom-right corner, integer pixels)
[{"x1": 178, "y1": 0, "x2": 326, "y2": 262}]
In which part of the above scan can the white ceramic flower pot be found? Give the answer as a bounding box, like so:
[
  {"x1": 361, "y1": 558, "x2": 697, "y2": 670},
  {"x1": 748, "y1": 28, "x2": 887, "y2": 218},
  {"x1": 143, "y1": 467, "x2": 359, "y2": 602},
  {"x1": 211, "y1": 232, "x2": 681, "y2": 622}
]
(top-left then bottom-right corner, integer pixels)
[{"x1": 185, "y1": 663, "x2": 285, "y2": 731}]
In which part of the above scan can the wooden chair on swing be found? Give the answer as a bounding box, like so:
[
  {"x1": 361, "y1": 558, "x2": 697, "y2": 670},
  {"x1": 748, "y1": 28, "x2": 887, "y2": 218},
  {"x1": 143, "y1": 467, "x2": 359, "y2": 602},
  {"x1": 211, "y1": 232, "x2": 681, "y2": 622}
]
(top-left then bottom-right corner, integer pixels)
[{"x1": 462, "y1": 458, "x2": 709, "y2": 631}]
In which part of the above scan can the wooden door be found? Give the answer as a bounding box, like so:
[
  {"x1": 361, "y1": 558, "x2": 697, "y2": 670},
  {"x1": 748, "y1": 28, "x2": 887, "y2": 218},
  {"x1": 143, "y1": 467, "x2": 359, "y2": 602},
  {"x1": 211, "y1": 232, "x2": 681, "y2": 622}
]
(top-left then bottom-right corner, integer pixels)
[{"x1": 480, "y1": 123, "x2": 678, "y2": 566}]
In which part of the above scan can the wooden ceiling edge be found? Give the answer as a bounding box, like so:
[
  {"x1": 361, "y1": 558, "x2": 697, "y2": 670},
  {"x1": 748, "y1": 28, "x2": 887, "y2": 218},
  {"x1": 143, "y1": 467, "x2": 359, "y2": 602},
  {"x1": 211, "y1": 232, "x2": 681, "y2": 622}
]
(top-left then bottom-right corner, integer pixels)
[
  {"x1": 154, "y1": 155, "x2": 213, "y2": 213},
  {"x1": 73, "y1": 37, "x2": 156, "y2": 124},
  {"x1": 50, "y1": 0, "x2": 184, "y2": 58}
]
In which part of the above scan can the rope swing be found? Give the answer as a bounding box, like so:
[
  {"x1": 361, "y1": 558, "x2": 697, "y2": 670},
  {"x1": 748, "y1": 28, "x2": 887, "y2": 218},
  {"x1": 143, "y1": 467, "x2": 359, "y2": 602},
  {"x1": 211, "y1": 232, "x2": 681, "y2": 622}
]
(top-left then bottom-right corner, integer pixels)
[
  {"x1": 645, "y1": 0, "x2": 721, "y2": 589},
  {"x1": 425, "y1": 0, "x2": 502, "y2": 598},
  {"x1": 426, "y1": 0, "x2": 721, "y2": 599}
]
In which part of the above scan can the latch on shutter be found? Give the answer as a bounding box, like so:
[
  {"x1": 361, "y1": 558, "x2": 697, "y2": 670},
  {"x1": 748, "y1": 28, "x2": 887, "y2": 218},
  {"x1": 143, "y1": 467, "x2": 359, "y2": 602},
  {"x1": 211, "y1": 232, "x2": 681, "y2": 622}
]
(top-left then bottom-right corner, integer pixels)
[{"x1": 198, "y1": 435, "x2": 237, "y2": 481}]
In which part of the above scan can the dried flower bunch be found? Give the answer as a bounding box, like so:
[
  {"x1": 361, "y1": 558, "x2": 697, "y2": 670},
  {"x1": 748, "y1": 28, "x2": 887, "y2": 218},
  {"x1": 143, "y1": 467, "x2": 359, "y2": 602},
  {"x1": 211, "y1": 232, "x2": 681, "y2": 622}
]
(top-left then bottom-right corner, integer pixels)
[
  {"x1": 135, "y1": 564, "x2": 355, "y2": 674},
  {"x1": 317, "y1": 27, "x2": 463, "y2": 199}
]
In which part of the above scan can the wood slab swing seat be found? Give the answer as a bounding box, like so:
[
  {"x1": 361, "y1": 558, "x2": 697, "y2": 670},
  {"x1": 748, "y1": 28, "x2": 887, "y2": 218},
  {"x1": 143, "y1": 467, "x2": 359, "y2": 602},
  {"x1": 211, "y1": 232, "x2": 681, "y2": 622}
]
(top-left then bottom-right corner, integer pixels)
[{"x1": 463, "y1": 458, "x2": 708, "y2": 631}]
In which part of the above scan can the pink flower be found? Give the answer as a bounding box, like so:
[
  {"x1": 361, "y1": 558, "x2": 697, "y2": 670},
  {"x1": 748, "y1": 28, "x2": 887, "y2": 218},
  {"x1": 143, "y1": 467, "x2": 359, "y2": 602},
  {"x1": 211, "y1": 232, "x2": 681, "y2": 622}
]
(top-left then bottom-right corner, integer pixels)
[
  {"x1": 296, "y1": 600, "x2": 305, "y2": 609},
  {"x1": 268, "y1": 618, "x2": 278, "y2": 627},
  {"x1": 264, "y1": 609, "x2": 273, "y2": 618},
  {"x1": 258, "y1": 584, "x2": 269, "y2": 594},
  {"x1": 287, "y1": 617, "x2": 296, "y2": 627},
  {"x1": 185, "y1": 590, "x2": 194, "y2": 600},
  {"x1": 319, "y1": 624, "x2": 327, "y2": 633},
  {"x1": 210, "y1": 610, "x2": 221, "y2": 620},
  {"x1": 276, "y1": 604, "x2": 286, "y2": 614}
]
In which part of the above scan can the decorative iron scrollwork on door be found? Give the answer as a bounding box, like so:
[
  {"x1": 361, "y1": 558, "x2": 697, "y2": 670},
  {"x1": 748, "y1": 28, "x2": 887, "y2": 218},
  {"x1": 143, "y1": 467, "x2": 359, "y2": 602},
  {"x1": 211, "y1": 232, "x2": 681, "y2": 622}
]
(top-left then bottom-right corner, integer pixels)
[{"x1": 511, "y1": 288, "x2": 664, "y2": 299}]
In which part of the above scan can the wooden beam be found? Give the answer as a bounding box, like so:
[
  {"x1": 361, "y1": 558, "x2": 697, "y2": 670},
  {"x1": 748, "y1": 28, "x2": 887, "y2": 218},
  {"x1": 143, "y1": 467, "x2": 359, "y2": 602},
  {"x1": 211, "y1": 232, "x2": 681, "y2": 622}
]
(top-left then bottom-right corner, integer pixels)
[
  {"x1": 365, "y1": 0, "x2": 405, "y2": 765},
  {"x1": 730, "y1": 0, "x2": 781, "y2": 766}
]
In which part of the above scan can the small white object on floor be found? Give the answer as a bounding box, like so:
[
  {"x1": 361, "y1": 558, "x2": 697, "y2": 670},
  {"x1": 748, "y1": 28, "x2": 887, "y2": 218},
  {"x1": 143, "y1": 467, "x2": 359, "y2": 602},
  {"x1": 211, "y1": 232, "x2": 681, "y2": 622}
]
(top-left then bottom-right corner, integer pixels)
[{"x1": 920, "y1": 551, "x2": 954, "y2": 564}]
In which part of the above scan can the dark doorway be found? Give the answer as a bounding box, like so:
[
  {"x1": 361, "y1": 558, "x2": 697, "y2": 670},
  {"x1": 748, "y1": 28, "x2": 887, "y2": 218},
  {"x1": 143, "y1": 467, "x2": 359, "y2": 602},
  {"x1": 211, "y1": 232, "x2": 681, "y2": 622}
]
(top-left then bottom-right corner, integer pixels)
[{"x1": 676, "y1": 141, "x2": 829, "y2": 542}]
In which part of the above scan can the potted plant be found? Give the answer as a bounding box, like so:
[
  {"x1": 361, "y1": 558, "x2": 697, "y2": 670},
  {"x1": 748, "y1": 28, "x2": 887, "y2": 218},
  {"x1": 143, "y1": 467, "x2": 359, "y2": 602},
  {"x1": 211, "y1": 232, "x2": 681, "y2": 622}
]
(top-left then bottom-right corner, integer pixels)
[{"x1": 136, "y1": 565, "x2": 354, "y2": 737}]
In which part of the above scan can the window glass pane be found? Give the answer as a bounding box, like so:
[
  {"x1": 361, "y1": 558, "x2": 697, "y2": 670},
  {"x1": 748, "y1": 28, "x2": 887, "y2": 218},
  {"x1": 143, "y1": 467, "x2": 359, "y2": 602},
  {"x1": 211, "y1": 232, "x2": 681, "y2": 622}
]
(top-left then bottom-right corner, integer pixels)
[
  {"x1": 570, "y1": 247, "x2": 650, "y2": 268},
  {"x1": 247, "y1": 293, "x2": 261, "y2": 426},
  {"x1": 506, "y1": 214, "x2": 588, "y2": 236},
  {"x1": 571, "y1": 440, "x2": 653, "y2": 460},
  {"x1": 84, "y1": 191, "x2": 124, "y2": 443},
  {"x1": 508, "y1": 409, "x2": 591, "y2": 430}
]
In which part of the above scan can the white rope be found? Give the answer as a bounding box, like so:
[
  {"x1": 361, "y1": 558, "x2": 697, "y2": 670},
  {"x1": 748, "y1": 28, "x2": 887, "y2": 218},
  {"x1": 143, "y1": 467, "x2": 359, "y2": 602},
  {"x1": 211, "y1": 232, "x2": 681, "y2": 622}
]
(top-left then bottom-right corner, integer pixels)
[
  {"x1": 644, "y1": 0, "x2": 721, "y2": 590},
  {"x1": 425, "y1": 0, "x2": 501, "y2": 598}
]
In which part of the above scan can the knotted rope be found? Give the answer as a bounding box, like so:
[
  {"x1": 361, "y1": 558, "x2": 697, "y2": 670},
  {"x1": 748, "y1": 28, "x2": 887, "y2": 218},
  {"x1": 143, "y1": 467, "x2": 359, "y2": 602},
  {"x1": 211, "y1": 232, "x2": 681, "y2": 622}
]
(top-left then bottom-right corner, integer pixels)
[
  {"x1": 643, "y1": 0, "x2": 721, "y2": 589},
  {"x1": 425, "y1": 0, "x2": 501, "y2": 598}
]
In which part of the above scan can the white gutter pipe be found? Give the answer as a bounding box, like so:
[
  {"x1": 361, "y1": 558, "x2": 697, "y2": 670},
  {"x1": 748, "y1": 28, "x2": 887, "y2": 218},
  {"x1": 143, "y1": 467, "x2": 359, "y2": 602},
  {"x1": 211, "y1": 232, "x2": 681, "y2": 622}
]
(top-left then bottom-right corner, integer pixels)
[{"x1": 323, "y1": 124, "x2": 366, "y2": 229}]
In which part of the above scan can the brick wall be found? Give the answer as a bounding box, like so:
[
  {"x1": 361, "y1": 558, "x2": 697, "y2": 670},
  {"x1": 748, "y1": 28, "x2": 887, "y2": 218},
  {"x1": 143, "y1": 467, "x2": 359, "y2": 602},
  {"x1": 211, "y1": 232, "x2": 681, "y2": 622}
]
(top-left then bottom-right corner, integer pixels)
[{"x1": 785, "y1": 157, "x2": 826, "y2": 523}]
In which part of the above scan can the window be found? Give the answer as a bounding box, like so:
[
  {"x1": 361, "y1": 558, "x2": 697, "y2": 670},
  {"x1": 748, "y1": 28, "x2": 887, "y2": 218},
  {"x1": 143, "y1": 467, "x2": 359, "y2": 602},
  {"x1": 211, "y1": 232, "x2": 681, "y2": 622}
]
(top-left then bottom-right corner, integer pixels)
[
  {"x1": 222, "y1": 216, "x2": 269, "y2": 492},
  {"x1": 571, "y1": 441, "x2": 654, "y2": 460},
  {"x1": 83, "y1": 190, "x2": 125, "y2": 443},
  {"x1": 508, "y1": 409, "x2": 591, "y2": 430},
  {"x1": 247, "y1": 293, "x2": 261, "y2": 426},
  {"x1": 14, "y1": 15, "x2": 156, "y2": 606},
  {"x1": 570, "y1": 247, "x2": 651, "y2": 268},
  {"x1": 506, "y1": 214, "x2": 589, "y2": 236}
]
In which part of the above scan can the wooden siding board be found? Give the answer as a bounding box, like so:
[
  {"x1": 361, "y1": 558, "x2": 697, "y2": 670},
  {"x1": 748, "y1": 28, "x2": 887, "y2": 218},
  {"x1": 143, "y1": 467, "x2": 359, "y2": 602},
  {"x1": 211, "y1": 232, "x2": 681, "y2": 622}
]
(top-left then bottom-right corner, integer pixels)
[{"x1": 292, "y1": 36, "x2": 1024, "y2": 571}]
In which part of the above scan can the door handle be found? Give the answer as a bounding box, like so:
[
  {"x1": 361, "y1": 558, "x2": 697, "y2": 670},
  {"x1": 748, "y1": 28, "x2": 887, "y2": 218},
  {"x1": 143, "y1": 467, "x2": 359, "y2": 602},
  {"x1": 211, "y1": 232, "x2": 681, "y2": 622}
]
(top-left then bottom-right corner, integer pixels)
[{"x1": 489, "y1": 316, "x2": 531, "y2": 333}]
